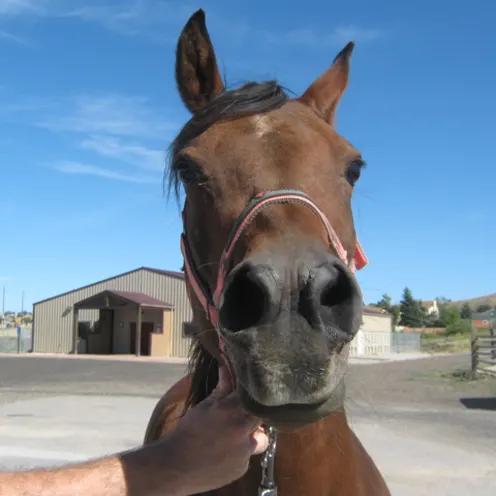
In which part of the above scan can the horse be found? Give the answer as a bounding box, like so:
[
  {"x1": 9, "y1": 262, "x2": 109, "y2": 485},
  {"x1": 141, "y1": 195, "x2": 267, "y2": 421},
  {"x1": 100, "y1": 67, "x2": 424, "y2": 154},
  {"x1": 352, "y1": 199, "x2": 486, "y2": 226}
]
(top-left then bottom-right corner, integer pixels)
[{"x1": 144, "y1": 9, "x2": 390, "y2": 495}]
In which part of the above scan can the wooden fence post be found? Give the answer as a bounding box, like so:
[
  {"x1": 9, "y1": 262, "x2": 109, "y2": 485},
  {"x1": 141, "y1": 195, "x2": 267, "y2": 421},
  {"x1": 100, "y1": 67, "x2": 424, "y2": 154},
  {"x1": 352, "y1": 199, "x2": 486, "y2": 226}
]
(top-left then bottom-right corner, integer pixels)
[
  {"x1": 471, "y1": 322, "x2": 478, "y2": 379},
  {"x1": 490, "y1": 323, "x2": 495, "y2": 360}
]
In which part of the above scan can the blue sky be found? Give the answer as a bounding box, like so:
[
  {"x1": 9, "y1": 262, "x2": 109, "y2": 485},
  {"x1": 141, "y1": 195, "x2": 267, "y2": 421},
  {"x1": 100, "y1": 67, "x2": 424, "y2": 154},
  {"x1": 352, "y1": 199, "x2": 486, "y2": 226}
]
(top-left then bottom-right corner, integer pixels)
[{"x1": 1, "y1": 0, "x2": 494, "y2": 312}]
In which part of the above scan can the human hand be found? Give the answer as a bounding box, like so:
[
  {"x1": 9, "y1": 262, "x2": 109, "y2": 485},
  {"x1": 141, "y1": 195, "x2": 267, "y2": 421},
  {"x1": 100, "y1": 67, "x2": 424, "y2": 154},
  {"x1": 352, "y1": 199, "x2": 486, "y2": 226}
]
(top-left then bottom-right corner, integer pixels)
[{"x1": 163, "y1": 365, "x2": 269, "y2": 495}]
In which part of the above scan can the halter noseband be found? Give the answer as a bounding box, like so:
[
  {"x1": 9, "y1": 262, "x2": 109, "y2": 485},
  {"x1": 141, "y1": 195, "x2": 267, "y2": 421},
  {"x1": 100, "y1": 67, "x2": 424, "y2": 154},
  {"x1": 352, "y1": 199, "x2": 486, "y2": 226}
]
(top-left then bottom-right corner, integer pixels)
[{"x1": 181, "y1": 188, "x2": 368, "y2": 331}]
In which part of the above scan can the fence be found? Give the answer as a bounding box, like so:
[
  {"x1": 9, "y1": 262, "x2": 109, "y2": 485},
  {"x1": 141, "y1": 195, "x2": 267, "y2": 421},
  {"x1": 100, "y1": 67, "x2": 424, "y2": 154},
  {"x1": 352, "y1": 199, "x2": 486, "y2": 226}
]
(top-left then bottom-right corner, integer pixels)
[
  {"x1": 471, "y1": 325, "x2": 496, "y2": 378},
  {"x1": 391, "y1": 332, "x2": 422, "y2": 353},
  {"x1": 349, "y1": 330, "x2": 422, "y2": 357},
  {"x1": 0, "y1": 329, "x2": 33, "y2": 354},
  {"x1": 0, "y1": 328, "x2": 421, "y2": 357}
]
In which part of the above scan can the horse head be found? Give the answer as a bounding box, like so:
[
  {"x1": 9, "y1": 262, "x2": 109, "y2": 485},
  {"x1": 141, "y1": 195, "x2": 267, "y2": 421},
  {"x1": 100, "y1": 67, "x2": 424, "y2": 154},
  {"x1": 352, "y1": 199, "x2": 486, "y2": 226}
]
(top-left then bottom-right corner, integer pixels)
[{"x1": 171, "y1": 9, "x2": 368, "y2": 429}]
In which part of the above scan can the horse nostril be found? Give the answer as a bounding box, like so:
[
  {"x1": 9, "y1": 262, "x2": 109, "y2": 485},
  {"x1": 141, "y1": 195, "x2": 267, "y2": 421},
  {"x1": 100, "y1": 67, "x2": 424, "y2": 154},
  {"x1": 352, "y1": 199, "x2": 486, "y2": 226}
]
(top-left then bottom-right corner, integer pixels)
[
  {"x1": 219, "y1": 264, "x2": 279, "y2": 332},
  {"x1": 317, "y1": 265, "x2": 353, "y2": 309},
  {"x1": 300, "y1": 261, "x2": 359, "y2": 336}
]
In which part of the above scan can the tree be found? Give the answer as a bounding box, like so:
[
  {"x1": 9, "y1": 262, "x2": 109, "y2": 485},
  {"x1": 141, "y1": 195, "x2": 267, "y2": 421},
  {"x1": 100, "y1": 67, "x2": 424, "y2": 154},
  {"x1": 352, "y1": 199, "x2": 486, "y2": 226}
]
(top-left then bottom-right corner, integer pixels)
[
  {"x1": 419, "y1": 299, "x2": 431, "y2": 325},
  {"x1": 376, "y1": 294, "x2": 392, "y2": 311},
  {"x1": 440, "y1": 306, "x2": 461, "y2": 328},
  {"x1": 476, "y1": 304, "x2": 493, "y2": 313},
  {"x1": 375, "y1": 293, "x2": 401, "y2": 329},
  {"x1": 390, "y1": 305, "x2": 401, "y2": 328},
  {"x1": 460, "y1": 303, "x2": 472, "y2": 320},
  {"x1": 399, "y1": 287, "x2": 424, "y2": 327},
  {"x1": 428, "y1": 297, "x2": 452, "y2": 327},
  {"x1": 436, "y1": 296, "x2": 452, "y2": 306}
]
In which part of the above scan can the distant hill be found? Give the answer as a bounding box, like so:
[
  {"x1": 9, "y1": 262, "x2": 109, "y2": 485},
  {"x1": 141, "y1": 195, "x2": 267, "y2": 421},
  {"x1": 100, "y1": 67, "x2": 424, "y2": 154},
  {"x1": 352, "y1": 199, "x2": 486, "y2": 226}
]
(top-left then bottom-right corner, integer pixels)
[{"x1": 449, "y1": 293, "x2": 496, "y2": 310}]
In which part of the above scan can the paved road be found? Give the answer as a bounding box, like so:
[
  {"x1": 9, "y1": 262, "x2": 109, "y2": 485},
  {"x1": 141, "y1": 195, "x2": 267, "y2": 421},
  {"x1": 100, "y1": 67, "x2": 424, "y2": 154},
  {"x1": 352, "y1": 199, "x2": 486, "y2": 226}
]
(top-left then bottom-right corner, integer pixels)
[{"x1": 0, "y1": 354, "x2": 495, "y2": 495}]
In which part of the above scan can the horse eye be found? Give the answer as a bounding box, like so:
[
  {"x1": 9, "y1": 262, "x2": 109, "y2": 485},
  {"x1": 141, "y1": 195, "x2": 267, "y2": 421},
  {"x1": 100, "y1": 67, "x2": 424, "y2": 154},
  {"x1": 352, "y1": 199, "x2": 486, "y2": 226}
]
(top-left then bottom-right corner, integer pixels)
[{"x1": 346, "y1": 159, "x2": 365, "y2": 186}]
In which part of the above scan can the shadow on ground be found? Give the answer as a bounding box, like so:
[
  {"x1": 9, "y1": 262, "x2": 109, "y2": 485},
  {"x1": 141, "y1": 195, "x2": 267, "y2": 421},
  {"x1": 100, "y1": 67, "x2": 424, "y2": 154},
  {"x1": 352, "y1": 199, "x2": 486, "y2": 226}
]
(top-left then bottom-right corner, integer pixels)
[{"x1": 460, "y1": 397, "x2": 496, "y2": 411}]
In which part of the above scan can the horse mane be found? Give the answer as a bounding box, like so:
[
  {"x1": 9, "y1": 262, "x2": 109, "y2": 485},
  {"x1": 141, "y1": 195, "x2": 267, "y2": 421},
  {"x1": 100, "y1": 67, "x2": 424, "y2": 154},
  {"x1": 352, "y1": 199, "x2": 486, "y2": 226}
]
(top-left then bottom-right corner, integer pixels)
[
  {"x1": 183, "y1": 340, "x2": 219, "y2": 411},
  {"x1": 166, "y1": 80, "x2": 289, "y2": 200},
  {"x1": 164, "y1": 80, "x2": 289, "y2": 412}
]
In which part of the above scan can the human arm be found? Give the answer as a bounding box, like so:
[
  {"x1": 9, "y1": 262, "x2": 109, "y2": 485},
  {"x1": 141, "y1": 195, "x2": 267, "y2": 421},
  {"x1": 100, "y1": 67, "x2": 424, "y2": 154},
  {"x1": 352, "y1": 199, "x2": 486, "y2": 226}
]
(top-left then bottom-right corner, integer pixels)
[{"x1": 0, "y1": 366, "x2": 268, "y2": 496}]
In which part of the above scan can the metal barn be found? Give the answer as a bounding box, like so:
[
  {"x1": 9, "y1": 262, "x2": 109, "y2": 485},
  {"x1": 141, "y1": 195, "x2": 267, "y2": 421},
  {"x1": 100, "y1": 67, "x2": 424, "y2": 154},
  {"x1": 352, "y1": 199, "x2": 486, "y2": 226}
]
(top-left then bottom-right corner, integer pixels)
[{"x1": 32, "y1": 267, "x2": 193, "y2": 358}]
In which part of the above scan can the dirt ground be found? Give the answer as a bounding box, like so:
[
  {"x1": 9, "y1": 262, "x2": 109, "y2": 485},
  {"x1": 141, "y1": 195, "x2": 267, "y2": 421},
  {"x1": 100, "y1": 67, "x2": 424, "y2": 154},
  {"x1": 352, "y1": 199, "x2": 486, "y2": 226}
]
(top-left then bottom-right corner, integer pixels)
[
  {"x1": 345, "y1": 352, "x2": 496, "y2": 408},
  {"x1": 0, "y1": 353, "x2": 495, "y2": 495}
]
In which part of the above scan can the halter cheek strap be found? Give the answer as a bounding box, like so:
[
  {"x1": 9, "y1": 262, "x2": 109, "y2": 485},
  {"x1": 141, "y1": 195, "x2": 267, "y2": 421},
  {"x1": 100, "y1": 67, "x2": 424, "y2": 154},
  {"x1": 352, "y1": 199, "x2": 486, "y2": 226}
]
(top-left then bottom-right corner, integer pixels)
[{"x1": 180, "y1": 189, "x2": 369, "y2": 331}]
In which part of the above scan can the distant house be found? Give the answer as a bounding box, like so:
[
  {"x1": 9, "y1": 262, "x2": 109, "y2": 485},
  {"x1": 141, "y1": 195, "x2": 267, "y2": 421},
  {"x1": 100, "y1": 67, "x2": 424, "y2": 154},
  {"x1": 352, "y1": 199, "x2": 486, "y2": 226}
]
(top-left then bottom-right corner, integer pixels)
[
  {"x1": 472, "y1": 309, "x2": 496, "y2": 329},
  {"x1": 420, "y1": 300, "x2": 439, "y2": 317}
]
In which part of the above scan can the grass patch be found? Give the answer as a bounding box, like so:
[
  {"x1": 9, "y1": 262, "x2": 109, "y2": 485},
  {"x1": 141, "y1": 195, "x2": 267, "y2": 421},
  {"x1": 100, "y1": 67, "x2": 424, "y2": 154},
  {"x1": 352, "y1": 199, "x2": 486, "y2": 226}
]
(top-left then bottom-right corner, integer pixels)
[
  {"x1": 409, "y1": 368, "x2": 479, "y2": 392},
  {"x1": 420, "y1": 327, "x2": 493, "y2": 354},
  {"x1": 441, "y1": 368, "x2": 474, "y2": 382},
  {"x1": 422, "y1": 332, "x2": 469, "y2": 343},
  {"x1": 421, "y1": 336, "x2": 470, "y2": 354},
  {"x1": 409, "y1": 367, "x2": 496, "y2": 392}
]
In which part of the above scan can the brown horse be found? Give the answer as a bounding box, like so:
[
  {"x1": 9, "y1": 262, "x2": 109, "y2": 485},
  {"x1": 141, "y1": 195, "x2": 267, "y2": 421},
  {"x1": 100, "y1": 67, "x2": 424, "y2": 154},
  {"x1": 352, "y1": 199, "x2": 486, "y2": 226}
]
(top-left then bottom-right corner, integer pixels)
[{"x1": 145, "y1": 9, "x2": 390, "y2": 496}]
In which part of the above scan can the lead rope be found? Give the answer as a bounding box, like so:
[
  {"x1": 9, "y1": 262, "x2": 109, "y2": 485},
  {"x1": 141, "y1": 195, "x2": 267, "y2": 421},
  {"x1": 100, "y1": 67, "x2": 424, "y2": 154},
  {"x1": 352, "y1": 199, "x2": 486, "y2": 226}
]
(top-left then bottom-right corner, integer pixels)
[{"x1": 258, "y1": 425, "x2": 278, "y2": 495}]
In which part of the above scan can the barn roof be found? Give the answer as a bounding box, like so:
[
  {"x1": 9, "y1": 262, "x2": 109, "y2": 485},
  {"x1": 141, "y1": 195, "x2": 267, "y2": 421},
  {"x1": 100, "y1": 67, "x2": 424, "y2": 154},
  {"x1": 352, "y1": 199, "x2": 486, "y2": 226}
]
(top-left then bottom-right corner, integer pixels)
[
  {"x1": 363, "y1": 306, "x2": 389, "y2": 316},
  {"x1": 74, "y1": 290, "x2": 173, "y2": 310},
  {"x1": 33, "y1": 267, "x2": 184, "y2": 306}
]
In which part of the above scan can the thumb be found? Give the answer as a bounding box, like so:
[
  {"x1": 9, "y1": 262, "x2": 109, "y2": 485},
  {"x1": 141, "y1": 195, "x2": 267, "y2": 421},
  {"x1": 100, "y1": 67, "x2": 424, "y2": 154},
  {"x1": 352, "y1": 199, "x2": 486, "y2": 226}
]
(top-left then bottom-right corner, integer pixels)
[{"x1": 209, "y1": 364, "x2": 234, "y2": 400}]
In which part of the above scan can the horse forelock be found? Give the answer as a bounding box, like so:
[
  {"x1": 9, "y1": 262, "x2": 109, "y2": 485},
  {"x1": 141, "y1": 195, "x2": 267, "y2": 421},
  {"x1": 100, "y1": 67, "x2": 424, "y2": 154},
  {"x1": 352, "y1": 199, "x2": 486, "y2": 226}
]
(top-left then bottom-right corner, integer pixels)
[{"x1": 165, "y1": 80, "x2": 289, "y2": 201}]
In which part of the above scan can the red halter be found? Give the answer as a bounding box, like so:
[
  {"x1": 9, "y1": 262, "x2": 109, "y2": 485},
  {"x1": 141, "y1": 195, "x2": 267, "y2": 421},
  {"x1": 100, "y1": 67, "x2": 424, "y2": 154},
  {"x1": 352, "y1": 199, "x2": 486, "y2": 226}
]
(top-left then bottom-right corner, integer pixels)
[{"x1": 180, "y1": 189, "x2": 368, "y2": 332}]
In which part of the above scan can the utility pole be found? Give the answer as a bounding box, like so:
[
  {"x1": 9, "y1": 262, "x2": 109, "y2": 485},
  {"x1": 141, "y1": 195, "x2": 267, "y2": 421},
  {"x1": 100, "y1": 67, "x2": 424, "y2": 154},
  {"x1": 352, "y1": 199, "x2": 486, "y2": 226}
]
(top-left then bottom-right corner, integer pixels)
[
  {"x1": 21, "y1": 291, "x2": 24, "y2": 314},
  {"x1": 2, "y1": 286, "x2": 4, "y2": 315}
]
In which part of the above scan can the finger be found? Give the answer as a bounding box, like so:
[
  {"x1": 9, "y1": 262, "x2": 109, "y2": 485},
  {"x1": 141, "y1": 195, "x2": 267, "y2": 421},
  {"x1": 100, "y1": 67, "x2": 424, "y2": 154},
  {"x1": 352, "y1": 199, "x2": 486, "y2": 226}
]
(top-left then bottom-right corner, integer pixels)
[
  {"x1": 250, "y1": 428, "x2": 270, "y2": 455},
  {"x1": 209, "y1": 365, "x2": 234, "y2": 400}
]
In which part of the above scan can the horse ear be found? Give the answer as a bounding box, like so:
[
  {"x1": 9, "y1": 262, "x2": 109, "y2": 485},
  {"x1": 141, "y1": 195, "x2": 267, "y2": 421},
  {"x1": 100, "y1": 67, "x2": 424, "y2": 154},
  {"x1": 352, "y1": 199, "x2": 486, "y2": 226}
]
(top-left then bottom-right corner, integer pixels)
[
  {"x1": 175, "y1": 9, "x2": 225, "y2": 114},
  {"x1": 299, "y1": 42, "x2": 354, "y2": 126}
]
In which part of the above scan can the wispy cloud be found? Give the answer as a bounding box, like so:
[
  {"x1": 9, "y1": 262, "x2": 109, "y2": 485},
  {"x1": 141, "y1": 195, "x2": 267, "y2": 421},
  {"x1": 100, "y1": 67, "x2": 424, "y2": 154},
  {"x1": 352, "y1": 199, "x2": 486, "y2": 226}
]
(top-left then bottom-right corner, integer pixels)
[
  {"x1": 0, "y1": 0, "x2": 44, "y2": 17},
  {"x1": 0, "y1": 28, "x2": 34, "y2": 47},
  {"x1": 2, "y1": 92, "x2": 178, "y2": 140},
  {"x1": 0, "y1": 275, "x2": 11, "y2": 281},
  {"x1": 280, "y1": 26, "x2": 384, "y2": 48},
  {"x1": 49, "y1": 161, "x2": 159, "y2": 184},
  {"x1": 36, "y1": 94, "x2": 178, "y2": 140},
  {"x1": 80, "y1": 135, "x2": 165, "y2": 172},
  {"x1": 199, "y1": 11, "x2": 384, "y2": 50},
  {"x1": 2, "y1": 90, "x2": 173, "y2": 185},
  {"x1": 0, "y1": 1, "x2": 384, "y2": 49},
  {"x1": 62, "y1": 1, "x2": 193, "y2": 42},
  {"x1": 1, "y1": 1, "x2": 384, "y2": 186},
  {"x1": 0, "y1": 0, "x2": 192, "y2": 43}
]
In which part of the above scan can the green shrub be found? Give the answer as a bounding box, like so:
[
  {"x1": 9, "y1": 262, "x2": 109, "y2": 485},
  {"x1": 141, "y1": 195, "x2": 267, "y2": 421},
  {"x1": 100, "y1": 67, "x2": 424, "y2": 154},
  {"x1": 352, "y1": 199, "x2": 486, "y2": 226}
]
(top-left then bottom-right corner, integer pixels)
[{"x1": 445, "y1": 318, "x2": 473, "y2": 336}]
